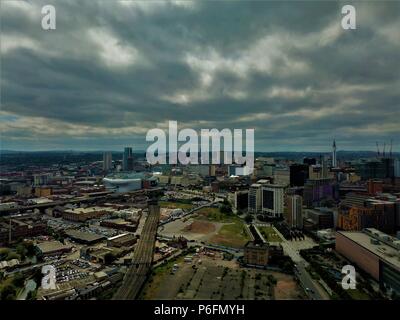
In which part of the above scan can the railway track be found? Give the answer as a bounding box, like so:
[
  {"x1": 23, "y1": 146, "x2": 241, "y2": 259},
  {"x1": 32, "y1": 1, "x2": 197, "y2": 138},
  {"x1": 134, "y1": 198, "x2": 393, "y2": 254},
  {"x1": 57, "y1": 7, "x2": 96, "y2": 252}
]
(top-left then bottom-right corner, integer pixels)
[{"x1": 112, "y1": 202, "x2": 160, "y2": 300}]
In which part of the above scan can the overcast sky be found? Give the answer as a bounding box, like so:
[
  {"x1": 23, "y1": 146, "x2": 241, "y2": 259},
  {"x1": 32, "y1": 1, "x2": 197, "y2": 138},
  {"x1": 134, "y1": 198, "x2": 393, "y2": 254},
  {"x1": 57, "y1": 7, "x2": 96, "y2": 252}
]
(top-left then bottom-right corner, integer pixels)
[{"x1": 1, "y1": 0, "x2": 399, "y2": 152}]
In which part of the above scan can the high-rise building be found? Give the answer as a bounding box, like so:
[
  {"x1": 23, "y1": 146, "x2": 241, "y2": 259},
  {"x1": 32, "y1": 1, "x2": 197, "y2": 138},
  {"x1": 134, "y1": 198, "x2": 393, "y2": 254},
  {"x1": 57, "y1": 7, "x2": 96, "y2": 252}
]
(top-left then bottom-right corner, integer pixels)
[
  {"x1": 332, "y1": 139, "x2": 337, "y2": 168},
  {"x1": 322, "y1": 155, "x2": 329, "y2": 178},
  {"x1": 303, "y1": 157, "x2": 316, "y2": 166},
  {"x1": 338, "y1": 194, "x2": 396, "y2": 234},
  {"x1": 33, "y1": 174, "x2": 51, "y2": 186},
  {"x1": 395, "y1": 158, "x2": 400, "y2": 178},
  {"x1": 289, "y1": 164, "x2": 309, "y2": 187},
  {"x1": 287, "y1": 195, "x2": 303, "y2": 229},
  {"x1": 261, "y1": 184, "x2": 285, "y2": 218},
  {"x1": 273, "y1": 168, "x2": 290, "y2": 186},
  {"x1": 381, "y1": 158, "x2": 395, "y2": 179},
  {"x1": 353, "y1": 158, "x2": 394, "y2": 180},
  {"x1": 235, "y1": 190, "x2": 249, "y2": 211},
  {"x1": 123, "y1": 147, "x2": 134, "y2": 171},
  {"x1": 248, "y1": 184, "x2": 262, "y2": 214},
  {"x1": 304, "y1": 208, "x2": 334, "y2": 230},
  {"x1": 303, "y1": 178, "x2": 336, "y2": 207},
  {"x1": 102, "y1": 152, "x2": 112, "y2": 171}
]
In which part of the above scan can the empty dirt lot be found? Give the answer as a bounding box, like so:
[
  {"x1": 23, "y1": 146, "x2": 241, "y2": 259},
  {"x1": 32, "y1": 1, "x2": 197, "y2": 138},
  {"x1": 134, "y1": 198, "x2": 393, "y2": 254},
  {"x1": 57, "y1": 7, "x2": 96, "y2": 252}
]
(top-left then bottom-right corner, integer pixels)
[{"x1": 159, "y1": 209, "x2": 250, "y2": 248}]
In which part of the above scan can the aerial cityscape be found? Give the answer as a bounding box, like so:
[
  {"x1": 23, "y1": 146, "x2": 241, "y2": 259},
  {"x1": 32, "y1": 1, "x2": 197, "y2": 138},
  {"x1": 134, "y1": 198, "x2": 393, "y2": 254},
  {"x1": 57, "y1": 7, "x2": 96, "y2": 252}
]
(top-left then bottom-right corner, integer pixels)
[
  {"x1": 1, "y1": 144, "x2": 399, "y2": 301},
  {"x1": 0, "y1": 0, "x2": 400, "y2": 305}
]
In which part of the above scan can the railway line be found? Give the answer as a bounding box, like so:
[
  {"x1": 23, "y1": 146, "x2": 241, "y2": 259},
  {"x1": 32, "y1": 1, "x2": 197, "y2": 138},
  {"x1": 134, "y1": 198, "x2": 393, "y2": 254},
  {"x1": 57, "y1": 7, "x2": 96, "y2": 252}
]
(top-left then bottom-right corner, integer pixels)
[{"x1": 112, "y1": 201, "x2": 160, "y2": 300}]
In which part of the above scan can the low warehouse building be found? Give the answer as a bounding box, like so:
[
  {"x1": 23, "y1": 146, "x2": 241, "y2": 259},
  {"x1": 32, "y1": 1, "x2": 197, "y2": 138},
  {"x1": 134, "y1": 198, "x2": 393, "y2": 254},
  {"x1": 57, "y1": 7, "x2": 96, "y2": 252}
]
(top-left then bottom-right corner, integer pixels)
[
  {"x1": 36, "y1": 241, "x2": 72, "y2": 257},
  {"x1": 336, "y1": 229, "x2": 400, "y2": 294},
  {"x1": 107, "y1": 233, "x2": 137, "y2": 248},
  {"x1": 65, "y1": 229, "x2": 106, "y2": 244}
]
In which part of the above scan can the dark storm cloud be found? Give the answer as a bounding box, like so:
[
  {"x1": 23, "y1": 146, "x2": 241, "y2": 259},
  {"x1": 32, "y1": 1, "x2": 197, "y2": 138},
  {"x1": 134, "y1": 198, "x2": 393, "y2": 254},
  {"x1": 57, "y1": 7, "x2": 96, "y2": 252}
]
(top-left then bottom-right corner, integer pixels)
[{"x1": 0, "y1": 0, "x2": 399, "y2": 151}]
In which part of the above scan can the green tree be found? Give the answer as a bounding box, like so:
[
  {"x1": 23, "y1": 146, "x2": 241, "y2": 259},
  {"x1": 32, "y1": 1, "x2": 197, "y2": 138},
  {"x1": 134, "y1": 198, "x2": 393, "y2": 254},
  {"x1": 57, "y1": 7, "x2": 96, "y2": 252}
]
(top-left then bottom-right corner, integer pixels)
[
  {"x1": 0, "y1": 284, "x2": 17, "y2": 300},
  {"x1": 220, "y1": 204, "x2": 232, "y2": 214},
  {"x1": 26, "y1": 290, "x2": 37, "y2": 300},
  {"x1": 16, "y1": 244, "x2": 27, "y2": 260},
  {"x1": 267, "y1": 275, "x2": 277, "y2": 285},
  {"x1": 12, "y1": 272, "x2": 25, "y2": 288},
  {"x1": 0, "y1": 248, "x2": 11, "y2": 260},
  {"x1": 24, "y1": 241, "x2": 36, "y2": 257},
  {"x1": 104, "y1": 252, "x2": 115, "y2": 265},
  {"x1": 244, "y1": 214, "x2": 253, "y2": 223},
  {"x1": 6, "y1": 251, "x2": 20, "y2": 261}
]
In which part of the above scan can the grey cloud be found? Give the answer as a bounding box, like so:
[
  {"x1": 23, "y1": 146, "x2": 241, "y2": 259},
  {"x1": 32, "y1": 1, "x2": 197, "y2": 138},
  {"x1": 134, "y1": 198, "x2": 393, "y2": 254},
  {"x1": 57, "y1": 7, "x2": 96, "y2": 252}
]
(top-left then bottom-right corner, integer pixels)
[{"x1": 0, "y1": 0, "x2": 399, "y2": 151}]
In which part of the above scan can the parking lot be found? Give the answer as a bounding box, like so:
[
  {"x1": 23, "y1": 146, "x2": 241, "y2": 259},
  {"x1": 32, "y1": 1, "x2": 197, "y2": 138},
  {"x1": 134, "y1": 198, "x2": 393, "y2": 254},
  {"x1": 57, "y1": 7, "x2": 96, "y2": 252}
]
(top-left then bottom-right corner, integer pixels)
[
  {"x1": 52, "y1": 259, "x2": 95, "y2": 283},
  {"x1": 141, "y1": 250, "x2": 304, "y2": 300}
]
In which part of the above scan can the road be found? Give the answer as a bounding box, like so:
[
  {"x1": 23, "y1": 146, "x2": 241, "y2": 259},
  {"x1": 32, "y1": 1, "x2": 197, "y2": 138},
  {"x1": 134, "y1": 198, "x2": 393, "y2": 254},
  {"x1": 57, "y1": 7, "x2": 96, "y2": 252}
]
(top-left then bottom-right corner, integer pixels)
[
  {"x1": 294, "y1": 261, "x2": 328, "y2": 300},
  {"x1": 272, "y1": 225, "x2": 330, "y2": 300}
]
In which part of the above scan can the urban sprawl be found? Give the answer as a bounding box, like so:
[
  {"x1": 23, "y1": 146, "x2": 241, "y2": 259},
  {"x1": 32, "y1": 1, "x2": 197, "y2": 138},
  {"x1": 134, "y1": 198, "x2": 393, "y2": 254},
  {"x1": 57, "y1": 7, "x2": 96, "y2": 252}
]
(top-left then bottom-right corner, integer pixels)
[{"x1": 0, "y1": 141, "x2": 400, "y2": 301}]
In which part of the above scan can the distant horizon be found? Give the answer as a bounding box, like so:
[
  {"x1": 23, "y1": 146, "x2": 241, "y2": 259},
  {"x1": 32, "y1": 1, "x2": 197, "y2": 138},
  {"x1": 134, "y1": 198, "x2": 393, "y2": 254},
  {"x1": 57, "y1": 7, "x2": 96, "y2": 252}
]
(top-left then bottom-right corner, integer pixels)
[{"x1": 1, "y1": 148, "x2": 399, "y2": 155}]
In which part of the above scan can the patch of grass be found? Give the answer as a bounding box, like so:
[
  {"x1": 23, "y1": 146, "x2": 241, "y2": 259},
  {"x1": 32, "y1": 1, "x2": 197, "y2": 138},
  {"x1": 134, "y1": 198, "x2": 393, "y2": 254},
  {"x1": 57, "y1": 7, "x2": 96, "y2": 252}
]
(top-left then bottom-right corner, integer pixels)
[
  {"x1": 210, "y1": 221, "x2": 250, "y2": 248},
  {"x1": 258, "y1": 226, "x2": 282, "y2": 243},
  {"x1": 159, "y1": 201, "x2": 194, "y2": 210},
  {"x1": 0, "y1": 273, "x2": 27, "y2": 300},
  {"x1": 196, "y1": 207, "x2": 238, "y2": 223},
  {"x1": 346, "y1": 289, "x2": 371, "y2": 300}
]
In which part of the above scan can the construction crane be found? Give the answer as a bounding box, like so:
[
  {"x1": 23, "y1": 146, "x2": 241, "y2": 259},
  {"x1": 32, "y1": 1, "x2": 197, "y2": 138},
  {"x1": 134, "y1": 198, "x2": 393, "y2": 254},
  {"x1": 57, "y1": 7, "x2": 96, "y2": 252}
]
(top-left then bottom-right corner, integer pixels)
[
  {"x1": 383, "y1": 142, "x2": 386, "y2": 157},
  {"x1": 376, "y1": 142, "x2": 380, "y2": 157}
]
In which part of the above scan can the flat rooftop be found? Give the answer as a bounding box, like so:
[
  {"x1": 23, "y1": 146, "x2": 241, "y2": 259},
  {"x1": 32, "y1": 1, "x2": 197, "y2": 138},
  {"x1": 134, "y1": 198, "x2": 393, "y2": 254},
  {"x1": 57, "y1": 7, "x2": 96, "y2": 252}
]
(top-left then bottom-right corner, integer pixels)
[
  {"x1": 337, "y1": 231, "x2": 400, "y2": 270},
  {"x1": 64, "y1": 207, "x2": 113, "y2": 214},
  {"x1": 107, "y1": 233, "x2": 135, "y2": 241},
  {"x1": 65, "y1": 229, "x2": 105, "y2": 242},
  {"x1": 36, "y1": 241, "x2": 72, "y2": 254}
]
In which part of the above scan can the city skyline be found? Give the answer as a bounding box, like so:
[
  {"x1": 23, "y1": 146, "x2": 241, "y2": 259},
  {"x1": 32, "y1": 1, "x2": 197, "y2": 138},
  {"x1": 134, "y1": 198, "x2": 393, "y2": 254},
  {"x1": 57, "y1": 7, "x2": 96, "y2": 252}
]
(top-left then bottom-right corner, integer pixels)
[{"x1": 1, "y1": 1, "x2": 399, "y2": 152}]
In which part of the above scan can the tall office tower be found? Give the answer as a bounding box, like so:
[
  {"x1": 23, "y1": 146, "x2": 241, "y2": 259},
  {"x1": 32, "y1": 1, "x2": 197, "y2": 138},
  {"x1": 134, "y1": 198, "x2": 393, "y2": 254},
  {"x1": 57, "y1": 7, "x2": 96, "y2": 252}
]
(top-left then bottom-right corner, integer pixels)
[
  {"x1": 102, "y1": 152, "x2": 112, "y2": 171},
  {"x1": 261, "y1": 184, "x2": 285, "y2": 218},
  {"x1": 322, "y1": 155, "x2": 329, "y2": 179},
  {"x1": 332, "y1": 139, "x2": 337, "y2": 168},
  {"x1": 248, "y1": 183, "x2": 262, "y2": 214},
  {"x1": 395, "y1": 159, "x2": 400, "y2": 178},
  {"x1": 290, "y1": 164, "x2": 309, "y2": 187},
  {"x1": 235, "y1": 190, "x2": 249, "y2": 211},
  {"x1": 123, "y1": 147, "x2": 133, "y2": 171},
  {"x1": 33, "y1": 174, "x2": 50, "y2": 186},
  {"x1": 287, "y1": 195, "x2": 303, "y2": 229}
]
